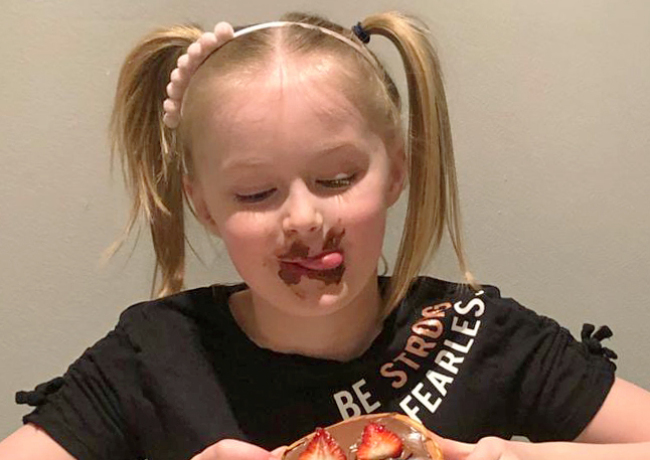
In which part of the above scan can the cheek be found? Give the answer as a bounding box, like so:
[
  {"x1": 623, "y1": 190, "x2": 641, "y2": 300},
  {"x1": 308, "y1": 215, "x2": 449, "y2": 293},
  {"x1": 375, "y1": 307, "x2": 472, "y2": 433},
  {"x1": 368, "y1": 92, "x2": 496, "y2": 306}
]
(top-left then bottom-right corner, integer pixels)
[
  {"x1": 342, "y1": 202, "x2": 388, "y2": 246},
  {"x1": 219, "y1": 213, "x2": 277, "y2": 256},
  {"x1": 334, "y1": 182, "x2": 390, "y2": 255}
]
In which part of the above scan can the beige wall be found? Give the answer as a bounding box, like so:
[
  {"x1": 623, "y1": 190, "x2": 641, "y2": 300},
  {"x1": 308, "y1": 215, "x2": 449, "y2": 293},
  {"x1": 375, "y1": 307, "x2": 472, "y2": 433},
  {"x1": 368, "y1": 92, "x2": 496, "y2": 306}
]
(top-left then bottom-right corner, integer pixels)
[{"x1": 1, "y1": 0, "x2": 649, "y2": 439}]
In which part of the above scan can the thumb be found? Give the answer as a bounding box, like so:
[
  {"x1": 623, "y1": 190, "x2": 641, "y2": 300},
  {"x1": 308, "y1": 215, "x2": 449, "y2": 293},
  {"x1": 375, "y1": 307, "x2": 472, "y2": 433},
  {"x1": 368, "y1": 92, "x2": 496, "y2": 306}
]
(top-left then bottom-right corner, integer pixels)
[
  {"x1": 464, "y1": 438, "x2": 503, "y2": 460},
  {"x1": 437, "y1": 437, "x2": 475, "y2": 460},
  {"x1": 270, "y1": 445, "x2": 288, "y2": 459},
  {"x1": 194, "y1": 439, "x2": 273, "y2": 460}
]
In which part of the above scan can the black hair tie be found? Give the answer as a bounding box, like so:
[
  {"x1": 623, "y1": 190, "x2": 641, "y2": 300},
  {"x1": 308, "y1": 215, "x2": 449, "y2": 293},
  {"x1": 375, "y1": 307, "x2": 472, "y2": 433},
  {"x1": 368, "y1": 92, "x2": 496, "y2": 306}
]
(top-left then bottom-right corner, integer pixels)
[
  {"x1": 15, "y1": 377, "x2": 65, "y2": 407},
  {"x1": 581, "y1": 323, "x2": 618, "y2": 361},
  {"x1": 352, "y1": 22, "x2": 371, "y2": 44}
]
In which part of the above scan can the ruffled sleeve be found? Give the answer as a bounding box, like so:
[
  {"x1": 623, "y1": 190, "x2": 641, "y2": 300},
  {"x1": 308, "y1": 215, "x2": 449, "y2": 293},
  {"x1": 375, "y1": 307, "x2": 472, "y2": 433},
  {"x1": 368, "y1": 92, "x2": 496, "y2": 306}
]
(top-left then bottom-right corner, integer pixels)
[
  {"x1": 580, "y1": 323, "x2": 618, "y2": 362},
  {"x1": 500, "y1": 299, "x2": 617, "y2": 442},
  {"x1": 16, "y1": 324, "x2": 144, "y2": 460}
]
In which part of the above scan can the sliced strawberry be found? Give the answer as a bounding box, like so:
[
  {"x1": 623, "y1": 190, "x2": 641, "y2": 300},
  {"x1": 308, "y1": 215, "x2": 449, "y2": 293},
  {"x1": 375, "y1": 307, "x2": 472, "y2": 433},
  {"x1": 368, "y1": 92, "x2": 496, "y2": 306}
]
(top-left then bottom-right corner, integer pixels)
[
  {"x1": 356, "y1": 423, "x2": 404, "y2": 460},
  {"x1": 299, "y1": 428, "x2": 347, "y2": 460}
]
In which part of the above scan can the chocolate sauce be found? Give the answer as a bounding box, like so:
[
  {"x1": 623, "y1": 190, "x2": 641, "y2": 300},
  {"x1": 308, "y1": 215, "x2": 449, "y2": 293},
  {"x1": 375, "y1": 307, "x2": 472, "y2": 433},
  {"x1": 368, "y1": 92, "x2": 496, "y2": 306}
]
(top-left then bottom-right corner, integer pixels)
[
  {"x1": 283, "y1": 413, "x2": 442, "y2": 460},
  {"x1": 278, "y1": 262, "x2": 346, "y2": 286},
  {"x1": 323, "y1": 228, "x2": 346, "y2": 251},
  {"x1": 277, "y1": 228, "x2": 347, "y2": 286},
  {"x1": 281, "y1": 240, "x2": 310, "y2": 259}
]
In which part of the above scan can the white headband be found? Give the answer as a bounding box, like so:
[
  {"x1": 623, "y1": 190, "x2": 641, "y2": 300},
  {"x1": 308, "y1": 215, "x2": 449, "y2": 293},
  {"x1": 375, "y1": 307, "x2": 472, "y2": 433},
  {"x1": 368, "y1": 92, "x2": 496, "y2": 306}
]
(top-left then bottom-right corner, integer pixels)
[{"x1": 162, "y1": 21, "x2": 372, "y2": 129}]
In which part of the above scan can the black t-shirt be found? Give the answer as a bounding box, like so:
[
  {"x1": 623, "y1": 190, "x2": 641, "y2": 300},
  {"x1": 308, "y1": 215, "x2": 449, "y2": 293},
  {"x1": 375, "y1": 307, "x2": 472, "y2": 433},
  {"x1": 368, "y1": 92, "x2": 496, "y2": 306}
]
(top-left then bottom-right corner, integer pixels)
[{"x1": 16, "y1": 277, "x2": 616, "y2": 460}]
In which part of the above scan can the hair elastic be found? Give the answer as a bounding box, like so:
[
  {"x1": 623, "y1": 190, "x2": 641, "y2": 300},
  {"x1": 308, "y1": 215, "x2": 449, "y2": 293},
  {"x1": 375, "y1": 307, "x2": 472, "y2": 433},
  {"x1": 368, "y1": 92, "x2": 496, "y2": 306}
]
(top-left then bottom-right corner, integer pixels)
[
  {"x1": 352, "y1": 22, "x2": 371, "y2": 44},
  {"x1": 162, "y1": 20, "x2": 373, "y2": 129}
]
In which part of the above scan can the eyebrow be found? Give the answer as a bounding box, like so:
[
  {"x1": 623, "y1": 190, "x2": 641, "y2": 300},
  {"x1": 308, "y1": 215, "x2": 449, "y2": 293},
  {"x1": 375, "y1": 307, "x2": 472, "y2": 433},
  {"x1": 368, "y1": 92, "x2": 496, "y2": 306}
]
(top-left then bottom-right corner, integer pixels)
[
  {"x1": 220, "y1": 157, "x2": 273, "y2": 173},
  {"x1": 220, "y1": 142, "x2": 365, "y2": 173}
]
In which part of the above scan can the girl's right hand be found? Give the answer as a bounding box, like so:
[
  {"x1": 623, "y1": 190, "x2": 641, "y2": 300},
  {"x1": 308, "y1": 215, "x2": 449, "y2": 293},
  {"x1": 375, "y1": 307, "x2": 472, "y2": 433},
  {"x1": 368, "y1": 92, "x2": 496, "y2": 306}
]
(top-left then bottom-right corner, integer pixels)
[{"x1": 191, "y1": 439, "x2": 286, "y2": 460}]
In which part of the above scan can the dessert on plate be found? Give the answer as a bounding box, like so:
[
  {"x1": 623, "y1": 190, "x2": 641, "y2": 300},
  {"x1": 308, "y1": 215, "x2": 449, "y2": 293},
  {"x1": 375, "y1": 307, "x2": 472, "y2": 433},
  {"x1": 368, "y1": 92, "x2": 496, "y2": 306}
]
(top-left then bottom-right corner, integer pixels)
[{"x1": 283, "y1": 413, "x2": 444, "y2": 460}]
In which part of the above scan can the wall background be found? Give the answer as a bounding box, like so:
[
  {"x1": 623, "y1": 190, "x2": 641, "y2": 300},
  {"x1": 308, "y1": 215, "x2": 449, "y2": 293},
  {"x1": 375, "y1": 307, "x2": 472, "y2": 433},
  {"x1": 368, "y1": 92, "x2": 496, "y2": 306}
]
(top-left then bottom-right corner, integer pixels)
[{"x1": 1, "y1": 0, "x2": 649, "y2": 440}]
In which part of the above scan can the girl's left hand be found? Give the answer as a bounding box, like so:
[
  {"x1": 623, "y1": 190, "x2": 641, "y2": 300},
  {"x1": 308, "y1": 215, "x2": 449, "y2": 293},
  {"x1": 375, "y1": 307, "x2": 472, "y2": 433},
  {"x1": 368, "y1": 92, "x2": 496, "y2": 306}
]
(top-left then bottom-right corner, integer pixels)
[{"x1": 438, "y1": 436, "x2": 524, "y2": 460}]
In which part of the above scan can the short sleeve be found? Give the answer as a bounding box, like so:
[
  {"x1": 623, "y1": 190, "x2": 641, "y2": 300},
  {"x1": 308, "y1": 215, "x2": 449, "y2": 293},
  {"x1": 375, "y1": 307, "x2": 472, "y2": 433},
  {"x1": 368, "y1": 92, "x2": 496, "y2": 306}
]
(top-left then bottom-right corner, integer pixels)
[
  {"x1": 500, "y1": 298, "x2": 617, "y2": 442},
  {"x1": 16, "y1": 324, "x2": 143, "y2": 460}
]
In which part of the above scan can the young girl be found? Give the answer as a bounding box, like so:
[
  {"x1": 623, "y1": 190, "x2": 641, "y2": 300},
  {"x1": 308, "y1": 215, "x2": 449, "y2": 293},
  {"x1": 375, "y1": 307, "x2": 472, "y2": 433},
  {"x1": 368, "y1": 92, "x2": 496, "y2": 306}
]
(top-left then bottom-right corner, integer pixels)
[{"x1": 2, "y1": 10, "x2": 649, "y2": 460}]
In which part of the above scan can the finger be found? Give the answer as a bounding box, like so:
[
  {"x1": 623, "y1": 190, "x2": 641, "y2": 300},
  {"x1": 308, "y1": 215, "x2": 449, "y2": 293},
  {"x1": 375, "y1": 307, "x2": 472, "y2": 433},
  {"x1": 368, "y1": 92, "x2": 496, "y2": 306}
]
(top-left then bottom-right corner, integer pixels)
[
  {"x1": 465, "y1": 438, "x2": 503, "y2": 460},
  {"x1": 437, "y1": 437, "x2": 474, "y2": 460},
  {"x1": 195, "y1": 439, "x2": 273, "y2": 460},
  {"x1": 270, "y1": 445, "x2": 288, "y2": 459}
]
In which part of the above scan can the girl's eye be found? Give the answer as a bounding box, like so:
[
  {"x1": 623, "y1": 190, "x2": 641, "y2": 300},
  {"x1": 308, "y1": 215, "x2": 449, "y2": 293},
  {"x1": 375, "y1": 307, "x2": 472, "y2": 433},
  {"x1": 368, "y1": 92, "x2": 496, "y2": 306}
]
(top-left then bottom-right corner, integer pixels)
[
  {"x1": 316, "y1": 173, "x2": 357, "y2": 189},
  {"x1": 233, "y1": 174, "x2": 356, "y2": 203},
  {"x1": 235, "y1": 189, "x2": 276, "y2": 203}
]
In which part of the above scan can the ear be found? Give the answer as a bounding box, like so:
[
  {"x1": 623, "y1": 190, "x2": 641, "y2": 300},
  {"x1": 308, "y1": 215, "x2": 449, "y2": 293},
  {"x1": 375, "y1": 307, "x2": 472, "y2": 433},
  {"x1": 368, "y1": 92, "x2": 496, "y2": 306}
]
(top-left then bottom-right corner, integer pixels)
[
  {"x1": 183, "y1": 175, "x2": 221, "y2": 237},
  {"x1": 385, "y1": 143, "x2": 407, "y2": 207}
]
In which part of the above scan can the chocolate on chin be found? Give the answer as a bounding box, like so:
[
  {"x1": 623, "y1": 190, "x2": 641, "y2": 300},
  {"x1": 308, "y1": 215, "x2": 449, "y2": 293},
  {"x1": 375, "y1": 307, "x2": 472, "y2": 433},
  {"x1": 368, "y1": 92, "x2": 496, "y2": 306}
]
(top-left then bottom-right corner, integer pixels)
[{"x1": 282, "y1": 413, "x2": 444, "y2": 460}]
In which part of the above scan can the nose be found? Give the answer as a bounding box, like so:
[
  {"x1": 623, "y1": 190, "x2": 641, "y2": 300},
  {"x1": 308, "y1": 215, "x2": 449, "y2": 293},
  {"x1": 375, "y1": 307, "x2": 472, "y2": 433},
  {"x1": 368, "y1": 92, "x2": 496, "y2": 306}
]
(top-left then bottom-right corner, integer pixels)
[{"x1": 281, "y1": 181, "x2": 324, "y2": 235}]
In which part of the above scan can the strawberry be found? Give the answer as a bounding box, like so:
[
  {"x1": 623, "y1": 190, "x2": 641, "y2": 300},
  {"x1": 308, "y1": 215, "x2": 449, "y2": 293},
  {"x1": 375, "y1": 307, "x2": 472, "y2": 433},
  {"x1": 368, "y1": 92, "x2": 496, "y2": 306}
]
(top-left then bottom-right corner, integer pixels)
[
  {"x1": 299, "y1": 428, "x2": 347, "y2": 460},
  {"x1": 356, "y1": 423, "x2": 404, "y2": 460}
]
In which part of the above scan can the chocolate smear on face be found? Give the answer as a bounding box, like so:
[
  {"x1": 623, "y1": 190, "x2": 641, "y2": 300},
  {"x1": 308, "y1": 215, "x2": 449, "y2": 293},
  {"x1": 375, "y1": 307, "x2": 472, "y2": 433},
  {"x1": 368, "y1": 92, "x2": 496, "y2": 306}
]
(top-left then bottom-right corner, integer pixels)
[
  {"x1": 323, "y1": 228, "x2": 346, "y2": 251},
  {"x1": 277, "y1": 228, "x2": 346, "y2": 286},
  {"x1": 278, "y1": 265, "x2": 302, "y2": 286},
  {"x1": 281, "y1": 241, "x2": 310, "y2": 259},
  {"x1": 278, "y1": 263, "x2": 346, "y2": 286}
]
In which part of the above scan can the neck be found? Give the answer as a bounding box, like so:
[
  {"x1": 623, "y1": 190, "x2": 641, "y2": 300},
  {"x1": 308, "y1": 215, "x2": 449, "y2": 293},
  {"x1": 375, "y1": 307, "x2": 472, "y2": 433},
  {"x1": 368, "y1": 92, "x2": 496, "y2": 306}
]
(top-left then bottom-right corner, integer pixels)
[{"x1": 230, "y1": 276, "x2": 383, "y2": 362}]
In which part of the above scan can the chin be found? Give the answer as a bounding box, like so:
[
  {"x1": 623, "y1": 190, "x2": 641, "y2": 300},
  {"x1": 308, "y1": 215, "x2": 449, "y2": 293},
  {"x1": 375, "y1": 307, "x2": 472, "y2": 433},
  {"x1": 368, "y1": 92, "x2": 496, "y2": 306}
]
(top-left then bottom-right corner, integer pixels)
[
  {"x1": 282, "y1": 270, "x2": 376, "y2": 317},
  {"x1": 283, "y1": 280, "x2": 352, "y2": 316}
]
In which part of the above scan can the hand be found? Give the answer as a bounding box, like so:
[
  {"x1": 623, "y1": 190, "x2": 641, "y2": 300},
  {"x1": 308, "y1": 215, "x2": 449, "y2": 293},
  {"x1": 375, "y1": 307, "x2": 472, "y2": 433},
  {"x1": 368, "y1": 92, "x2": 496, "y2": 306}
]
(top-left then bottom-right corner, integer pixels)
[
  {"x1": 190, "y1": 438, "x2": 287, "y2": 460},
  {"x1": 439, "y1": 436, "x2": 524, "y2": 460}
]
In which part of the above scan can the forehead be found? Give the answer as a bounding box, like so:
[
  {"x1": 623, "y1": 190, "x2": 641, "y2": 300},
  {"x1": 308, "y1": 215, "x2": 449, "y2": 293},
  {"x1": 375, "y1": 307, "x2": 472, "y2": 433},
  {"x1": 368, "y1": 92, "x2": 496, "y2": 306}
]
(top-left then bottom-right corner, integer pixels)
[{"x1": 188, "y1": 55, "x2": 376, "y2": 160}]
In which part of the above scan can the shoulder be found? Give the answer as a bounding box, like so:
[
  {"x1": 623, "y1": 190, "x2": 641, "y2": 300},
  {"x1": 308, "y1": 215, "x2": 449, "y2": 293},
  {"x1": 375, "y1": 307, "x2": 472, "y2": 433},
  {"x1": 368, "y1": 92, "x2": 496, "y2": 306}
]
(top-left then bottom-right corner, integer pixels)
[
  {"x1": 405, "y1": 275, "x2": 502, "y2": 302},
  {"x1": 403, "y1": 275, "x2": 588, "y2": 352},
  {"x1": 115, "y1": 283, "x2": 245, "y2": 348},
  {"x1": 403, "y1": 275, "x2": 511, "y2": 320},
  {"x1": 408, "y1": 275, "x2": 555, "y2": 318}
]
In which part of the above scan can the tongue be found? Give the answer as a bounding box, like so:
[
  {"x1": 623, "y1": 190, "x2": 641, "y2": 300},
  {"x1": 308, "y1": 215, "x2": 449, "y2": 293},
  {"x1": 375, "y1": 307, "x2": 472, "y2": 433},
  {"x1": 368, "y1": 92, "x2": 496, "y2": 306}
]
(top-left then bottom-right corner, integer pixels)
[{"x1": 295, "y1": 252, "x2": 343, "y2": 270}]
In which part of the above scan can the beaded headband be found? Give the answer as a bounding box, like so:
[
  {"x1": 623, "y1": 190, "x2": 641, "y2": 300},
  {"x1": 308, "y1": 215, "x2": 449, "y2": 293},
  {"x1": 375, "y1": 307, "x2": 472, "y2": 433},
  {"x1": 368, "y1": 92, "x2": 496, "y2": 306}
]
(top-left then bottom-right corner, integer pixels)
[{"x1": 162, "y1": 21, "x2": 372, "y2": 129}]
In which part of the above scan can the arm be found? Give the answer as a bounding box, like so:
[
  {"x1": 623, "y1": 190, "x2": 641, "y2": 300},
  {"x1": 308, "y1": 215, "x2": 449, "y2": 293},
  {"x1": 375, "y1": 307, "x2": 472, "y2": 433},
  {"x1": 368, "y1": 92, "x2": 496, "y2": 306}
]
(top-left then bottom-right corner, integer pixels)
[
  {"x1": 440, "y1": 377, "x2": 650, "y2": 459},
  {"x1": 574, "y1": 377, "x2": 650, "y2": 443},
  {"x1": 0, "y1": 424, "x2": 76, "y2": 460},
  {"x1": 0, "y1": 425, "x2": 284, "y2": 460}
]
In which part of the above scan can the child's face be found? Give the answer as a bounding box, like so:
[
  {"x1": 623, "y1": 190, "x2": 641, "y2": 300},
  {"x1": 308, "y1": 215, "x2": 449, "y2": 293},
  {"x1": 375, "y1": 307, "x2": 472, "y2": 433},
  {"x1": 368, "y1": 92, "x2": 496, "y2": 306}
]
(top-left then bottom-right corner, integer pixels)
[{"x1": 185, "y1": 58, "x2": 404, "y2": 317}]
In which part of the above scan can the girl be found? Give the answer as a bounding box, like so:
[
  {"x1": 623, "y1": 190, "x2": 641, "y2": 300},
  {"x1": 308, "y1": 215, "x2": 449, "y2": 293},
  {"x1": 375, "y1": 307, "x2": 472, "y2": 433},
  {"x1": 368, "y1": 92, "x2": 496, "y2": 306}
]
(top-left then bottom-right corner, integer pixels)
[{"x1": 2, "y1": 10, "x2": 650, "y2": 460}]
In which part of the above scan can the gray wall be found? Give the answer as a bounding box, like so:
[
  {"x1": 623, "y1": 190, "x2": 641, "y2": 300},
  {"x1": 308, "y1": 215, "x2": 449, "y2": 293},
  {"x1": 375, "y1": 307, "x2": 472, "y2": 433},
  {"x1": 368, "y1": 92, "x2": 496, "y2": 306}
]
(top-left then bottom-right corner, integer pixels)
[{"x1": 1, "y1": 0, "x2": 649, "y2": 439}]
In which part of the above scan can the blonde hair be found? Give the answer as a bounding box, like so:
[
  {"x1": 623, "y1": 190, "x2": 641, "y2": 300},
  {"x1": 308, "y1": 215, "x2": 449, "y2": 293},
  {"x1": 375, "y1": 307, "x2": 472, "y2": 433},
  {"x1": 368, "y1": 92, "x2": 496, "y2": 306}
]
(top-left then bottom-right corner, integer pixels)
[{"x1": 108, "y1": 11, "x2": 478, "y2": 308}]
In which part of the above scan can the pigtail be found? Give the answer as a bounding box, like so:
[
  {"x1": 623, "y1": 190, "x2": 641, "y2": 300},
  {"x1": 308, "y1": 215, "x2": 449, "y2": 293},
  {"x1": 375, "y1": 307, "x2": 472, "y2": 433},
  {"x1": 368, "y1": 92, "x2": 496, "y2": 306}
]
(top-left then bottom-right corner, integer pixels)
[
  {"x1": 107, "y1": 25, "x2": 202, "y2": 298},
  {"x1": 360, "y1": 13, "x2": 479, "y2": 314}
]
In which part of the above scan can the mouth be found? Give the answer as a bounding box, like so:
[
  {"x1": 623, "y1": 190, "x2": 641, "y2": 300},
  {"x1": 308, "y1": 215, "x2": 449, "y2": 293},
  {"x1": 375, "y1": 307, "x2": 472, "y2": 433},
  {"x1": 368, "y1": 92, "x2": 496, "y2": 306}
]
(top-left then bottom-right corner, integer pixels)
[
  {"x1": 278, "y1": 251, "x2": 346, "y2": 286},
  {"x1": 281, "y1": 251, "x2": 344, "y2": 271},
  {"x1": 276, "y1": 228, "x2": 347, "y2": 286}
]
